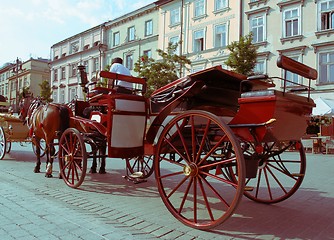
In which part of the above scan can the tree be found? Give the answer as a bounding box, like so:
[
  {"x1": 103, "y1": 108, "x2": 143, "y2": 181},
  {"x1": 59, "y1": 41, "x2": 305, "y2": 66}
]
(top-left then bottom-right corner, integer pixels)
[
  {"x1": 39, "y1": 80, "x2": 53, "y2": 102},
  {"x1": 225, "y1": 33, "x2": 258, "y2": 76},
  {"x1": 134, "y1": 42, "x2": 191, "y2": 96},
  {"x1": 96, "y1": 64, "x2": 111, "y2": 88},
  {"x1": 19, "y1": 87, "x2": 31, "y2": 100}
]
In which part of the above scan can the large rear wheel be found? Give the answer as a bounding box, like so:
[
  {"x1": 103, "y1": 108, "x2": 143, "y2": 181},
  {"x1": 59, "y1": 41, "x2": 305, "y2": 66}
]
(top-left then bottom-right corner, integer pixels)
[
  {"x1": 154, "y1": 110, "x2": 245, "y2": 230},
  {"x1": 239, "y1": 141, "x2": 306, "y2": 204},
  {"x1": 58, "y1": 128, "x2": 87, "y2": 188}
]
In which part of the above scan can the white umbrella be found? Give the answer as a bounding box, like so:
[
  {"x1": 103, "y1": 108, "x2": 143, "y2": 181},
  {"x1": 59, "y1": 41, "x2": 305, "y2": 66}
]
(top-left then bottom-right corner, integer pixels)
[{"x1": 312, "y1": 97, "x2": 334, "y2": 116}]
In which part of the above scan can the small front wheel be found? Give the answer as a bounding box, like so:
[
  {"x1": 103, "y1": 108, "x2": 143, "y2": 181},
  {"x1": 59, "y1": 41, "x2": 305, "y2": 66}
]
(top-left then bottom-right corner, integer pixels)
[
  {"x1": 6, "y1": 141, "x2": 11, "y2": 153},
  {"x1": 125, "y1": 155, "x2": 154, "y2": 179},
  {"x1": 0, "y1": 126, "x2": 6, "y2": 159},
  {"x1": 58, "y1": 128, "x2": 87, "y2": 188}
]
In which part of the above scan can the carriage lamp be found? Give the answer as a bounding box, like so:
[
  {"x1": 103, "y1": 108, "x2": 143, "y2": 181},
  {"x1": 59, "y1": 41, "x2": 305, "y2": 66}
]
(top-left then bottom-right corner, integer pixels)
[
  {"x1": 77, "y1": 65, "x2": 88, "y2": 91},
  {"x1": 77, "y1": 65, "x2": 89, "y2": 101}
]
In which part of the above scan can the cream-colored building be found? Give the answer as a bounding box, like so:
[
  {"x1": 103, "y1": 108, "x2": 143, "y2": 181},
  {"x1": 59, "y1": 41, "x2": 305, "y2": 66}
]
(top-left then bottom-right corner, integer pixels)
[
  {"x1": 104, "y1": 3, "x2": 159, "y2": 72},
  {"x1": 244, "y1": 0, "x2": 334, "y2": 99},
  {"x1": 50, "y1": 3, "x2": 158, "y2": 103},
  {"x1": 0, "y1": 58, "x2": 50, "y2": 112},
  {"x1": 50, "y1": 24, "x2": 107, "y2": 103},
  {"x1": 157, "y1": 0, "x2": 242, "y2": 74}
]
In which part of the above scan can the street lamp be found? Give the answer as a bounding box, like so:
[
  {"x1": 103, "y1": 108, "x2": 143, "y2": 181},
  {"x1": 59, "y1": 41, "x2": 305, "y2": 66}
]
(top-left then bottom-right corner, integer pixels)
[{"x1": 11, "y1": 57, "x2": 22, "y2": 112}]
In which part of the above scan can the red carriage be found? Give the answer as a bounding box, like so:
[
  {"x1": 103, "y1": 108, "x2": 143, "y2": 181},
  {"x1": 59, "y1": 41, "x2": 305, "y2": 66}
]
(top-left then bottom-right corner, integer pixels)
[{"x1": 55, "y1": 55, "x2": 316, "y2": 229}]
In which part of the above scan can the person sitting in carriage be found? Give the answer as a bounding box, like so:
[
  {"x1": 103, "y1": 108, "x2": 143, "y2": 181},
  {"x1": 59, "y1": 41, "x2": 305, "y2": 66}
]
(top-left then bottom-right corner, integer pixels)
[{"x1": 109, "y1": 57, "x2": 134, "y2": 94}]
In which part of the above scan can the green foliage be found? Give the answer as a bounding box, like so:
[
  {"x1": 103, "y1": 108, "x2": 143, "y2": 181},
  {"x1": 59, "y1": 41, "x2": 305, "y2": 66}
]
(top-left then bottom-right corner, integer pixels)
[
  {"x1": 19, "y1": 87, "x2": 31, "y2": 100},
  {"x1": 39, "y1": 80, "x2": 53, "y2": 102},
  {"x1": 134, "y1": 42, "x2": 191, "y2": 96},
  {"x1": 225, "y1": 33, "x2": 258, "y2": 76},
  {"x1": 96, "y1": 64, "x2": 110, "y2": 88}
]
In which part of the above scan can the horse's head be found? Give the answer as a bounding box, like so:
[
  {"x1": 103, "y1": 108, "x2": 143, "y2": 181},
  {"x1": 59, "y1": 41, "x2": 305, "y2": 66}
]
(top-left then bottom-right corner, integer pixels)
[
  {"x1": 18, "y1": 97, "x2": 31, "y2": 122},
  {"x1": 19, "y1": 96, "x2": 41, "y2": 124}
]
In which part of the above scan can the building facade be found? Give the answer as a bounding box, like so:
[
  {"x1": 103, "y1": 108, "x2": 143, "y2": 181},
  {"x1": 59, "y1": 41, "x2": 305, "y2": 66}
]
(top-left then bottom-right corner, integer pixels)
[
  {"x1": 50, "y1": 24, "x2": 107, "y2": 103},
  {"x1": 104, "y1": 3, "x2": 159, "y2": 72},
  {"x1": 244, "y1": 0, "x2": 334, "y2": 98},
  {"x1": 0, "y1": 58, "x2": 50, "y2": 112},
  {"x1": 157, "y1": 0, "x2": 242, "y2": 74},
  {"x1": 47, "y1": 0, "x2": 333, "y2": 104},
  {"x1": 49, "y1": 3, "x2": 158, "y2": 103}
]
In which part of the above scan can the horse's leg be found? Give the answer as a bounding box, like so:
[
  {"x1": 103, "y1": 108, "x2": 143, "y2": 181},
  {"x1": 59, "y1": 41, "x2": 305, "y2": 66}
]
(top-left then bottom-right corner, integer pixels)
[
  {"x1": 89, "y1": 142, "x2": 97, "y2": 173},
  {"x1": 45, "y1": 144, "x2": 55, "y2": 178},
  {"x1": 90, "y1": 157, "x2": 97, "y2": 173},
  {"x1": 34, "y1": 138, "x2": 41, "y2": 173},
  {"x1": 99, "y1": 144, "x2": 106, "y2": 174}
]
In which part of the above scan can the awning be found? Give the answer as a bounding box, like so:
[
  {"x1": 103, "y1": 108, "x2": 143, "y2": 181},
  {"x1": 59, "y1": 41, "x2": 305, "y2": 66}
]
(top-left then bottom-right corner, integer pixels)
[{"x1": 312, "y1": 97, "x2": 334, "y2": 116}]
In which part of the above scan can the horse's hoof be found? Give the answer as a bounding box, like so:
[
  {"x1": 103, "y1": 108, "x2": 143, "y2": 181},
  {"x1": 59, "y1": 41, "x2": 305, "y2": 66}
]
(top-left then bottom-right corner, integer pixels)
[
  {"x1": 58, "y1": 173, "x2": 62, "y2": 179},
  {"x1": 89, "y1": 168, "x2": 97, "y2": 174},
  {"x1": 34, "y1": 168, "x2": 40, "y2": 173},
  {"x1": 99, "y1": 168, "x2": 106, "y2": 174},
  {"x1": 45, "y1": 174, "x2": 53, "y2": 178}
]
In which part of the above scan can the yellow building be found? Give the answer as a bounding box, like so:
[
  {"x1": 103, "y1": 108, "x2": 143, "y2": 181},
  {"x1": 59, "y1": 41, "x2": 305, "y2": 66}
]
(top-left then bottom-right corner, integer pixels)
[
  {"x1": 157, "y1": 0, "x2": 242, "y2": 74},
  {"x1": 244, "y1": 0, "x2": 334, "y2": 98}
]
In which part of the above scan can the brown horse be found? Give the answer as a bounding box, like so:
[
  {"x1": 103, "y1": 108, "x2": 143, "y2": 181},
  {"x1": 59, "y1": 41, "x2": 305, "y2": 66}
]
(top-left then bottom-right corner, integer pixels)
[{"x1": 19, "y1": 97, "x2": 71, "y2": 177}]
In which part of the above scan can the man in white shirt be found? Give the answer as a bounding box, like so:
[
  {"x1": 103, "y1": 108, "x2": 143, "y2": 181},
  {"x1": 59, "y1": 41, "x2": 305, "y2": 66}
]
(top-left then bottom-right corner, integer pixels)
[{"x1": 109, "y1": 57, "x2": 133, "y2": 94}]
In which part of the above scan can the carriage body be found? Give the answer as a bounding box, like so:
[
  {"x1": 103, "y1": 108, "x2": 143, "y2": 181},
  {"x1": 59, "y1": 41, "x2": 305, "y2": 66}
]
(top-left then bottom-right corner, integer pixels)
[
  {"x1": 0, "y1": 98, "x2": 30, "y2": 159},
  {"x1": 58, "y1": 56, "x2": 317, "y2": 230}
]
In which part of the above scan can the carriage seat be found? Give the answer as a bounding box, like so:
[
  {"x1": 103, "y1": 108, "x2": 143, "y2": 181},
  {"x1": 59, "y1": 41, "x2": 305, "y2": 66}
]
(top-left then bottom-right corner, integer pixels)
[{"x1": 74, "y1": 100, "x2": 90, "y2": 118}]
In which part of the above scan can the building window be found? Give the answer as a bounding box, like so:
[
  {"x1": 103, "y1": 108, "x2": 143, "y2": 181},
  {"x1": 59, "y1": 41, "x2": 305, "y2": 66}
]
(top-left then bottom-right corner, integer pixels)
[
  {"x1": 193, "y1": 29, "x2": 205, "y2": 52},
  {"x1": 52, "y1": 91, "x2": 57, "y2": 103},
  {"x1": 170, "y1": 36, "x2": 180, "y2": 54},
  {"x1": 24, "y1": 76, "x2": 29, "y2": 87},
  {"x1": 70, "y1": 64, "x2": 77, "y2": 77},
  {"x1": 170, "y1": 7, "x2": 181, "y2": 25},
  {"x1": 69, "y1": 87, "x2": 77, "y2": 101},
  {"x1": 93, "y1": 57, "x2": 99, "y2": 72},
  {"x1": 143, "y1": 50, "x2": 152, "y2": 58},
  {"x1": 61, "y1": 67, "x2": 66, "y2": 79},
  {"x1": 215, "y1": 0, "x2": 227, "y2": 11},
  {"x1": 83, "y1": 60, "x2": 89, "y2": 72},
  {"x1": 60, "y1": 89, "x2": 65, "y2": 103},
  {"x1": 194, "y1": 0, "x2": 206, "y2": 18},
  {"x1": 251, "y1": 15, "x2": 265, "y2": 43},
  {"x1": 128, "y1": 26, "x2": 135, "y2": 42},
  {"x1": 113, "y1": 31, "x2": 120, "y2": 46},
  {"x1": 70, "y1": 42, "x2": 79, "y2": 54},
  {"x1": 254, "y1": 60, "x2": 265, "y2": 74},
  {"x1": 54, "y1": 69, "x2": 58, "y2": 82},
  {"x1": 125, "y1": 54, "x2": 133, "y2": 70},
  {"x1": 145, "y1": 20, "x2": 153, "y2": 36},
  {"x1": 319, "y1": 0, "x2": 334, "y2": 30},
  {"x1": 319, "y1": 51, "x2": 334, "y2": 84},
  {"x1": 283, "y1": 8, "x2": 300, "y2": 37},
  {"x1": 214, "y1": 24, "x2": 227, "y2": 48},
  {"x1": 284, "y1": 56, "x2": 300, "y2": 86}
]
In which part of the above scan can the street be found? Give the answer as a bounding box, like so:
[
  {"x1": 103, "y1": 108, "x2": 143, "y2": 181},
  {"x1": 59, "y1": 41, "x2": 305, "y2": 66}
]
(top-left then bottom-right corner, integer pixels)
[{"x1": 0, "y1": 142, "x2": 333, "y2": 240}]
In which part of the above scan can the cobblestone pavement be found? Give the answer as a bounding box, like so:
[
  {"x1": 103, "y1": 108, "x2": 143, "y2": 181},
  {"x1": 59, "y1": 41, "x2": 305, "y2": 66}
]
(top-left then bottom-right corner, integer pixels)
[{"x1": 0, "y1": 143, "x2": 333, "y2": 239}]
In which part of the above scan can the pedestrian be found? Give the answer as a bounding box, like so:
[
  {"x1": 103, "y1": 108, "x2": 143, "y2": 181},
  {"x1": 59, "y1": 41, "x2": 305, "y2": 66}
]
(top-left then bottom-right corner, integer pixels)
[{"x1": 109, "y1": 57, "x2": 133, "y2": 94}]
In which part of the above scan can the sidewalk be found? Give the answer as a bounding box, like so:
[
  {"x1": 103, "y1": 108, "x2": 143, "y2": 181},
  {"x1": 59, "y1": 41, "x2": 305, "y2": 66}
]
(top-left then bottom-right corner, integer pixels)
[{"x1": 0, "y1": 143, "x2": 333, "y2": 239}]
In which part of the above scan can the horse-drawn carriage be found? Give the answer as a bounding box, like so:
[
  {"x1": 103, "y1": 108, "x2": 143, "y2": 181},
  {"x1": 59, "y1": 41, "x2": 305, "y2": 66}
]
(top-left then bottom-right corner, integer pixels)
[
  {"x1": 20, "y1": 55, "x2": 317, "y2": 229},
  {"x1": 0, "y1": 96, "x2": 45, "y2": 160}
]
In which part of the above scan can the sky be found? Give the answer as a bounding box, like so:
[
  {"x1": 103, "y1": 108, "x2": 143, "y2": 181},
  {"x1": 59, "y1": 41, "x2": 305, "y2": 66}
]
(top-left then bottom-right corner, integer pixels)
[{"x1": 0, "y1": 0, "x2": 155, "y2": 67}]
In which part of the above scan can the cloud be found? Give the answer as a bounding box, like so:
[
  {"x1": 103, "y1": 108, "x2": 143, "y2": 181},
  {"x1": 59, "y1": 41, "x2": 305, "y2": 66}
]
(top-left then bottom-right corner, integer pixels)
[{"x1": 0, "y1": 0, "x2": 155, "y2": 66}]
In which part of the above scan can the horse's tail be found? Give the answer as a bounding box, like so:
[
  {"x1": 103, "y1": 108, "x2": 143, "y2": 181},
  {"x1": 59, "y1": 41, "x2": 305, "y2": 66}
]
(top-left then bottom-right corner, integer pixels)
[{"x1": 59, "y1": 106, "x2": 70, "y2": 133}]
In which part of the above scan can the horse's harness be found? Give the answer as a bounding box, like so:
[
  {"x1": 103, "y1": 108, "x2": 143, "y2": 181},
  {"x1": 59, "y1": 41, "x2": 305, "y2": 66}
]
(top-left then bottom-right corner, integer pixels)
[{"x1": 23, "y1": 98, "x2": 44, "y2": 128}]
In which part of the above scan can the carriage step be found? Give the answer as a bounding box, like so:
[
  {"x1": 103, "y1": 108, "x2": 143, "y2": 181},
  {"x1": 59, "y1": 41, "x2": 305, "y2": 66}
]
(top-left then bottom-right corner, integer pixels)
[
  {"x1": 292, "y1": 173, "x2": 304, "y2": 177},
  {"x1": 244, "y1": 186, "x2": 254, "y2": 192}
]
